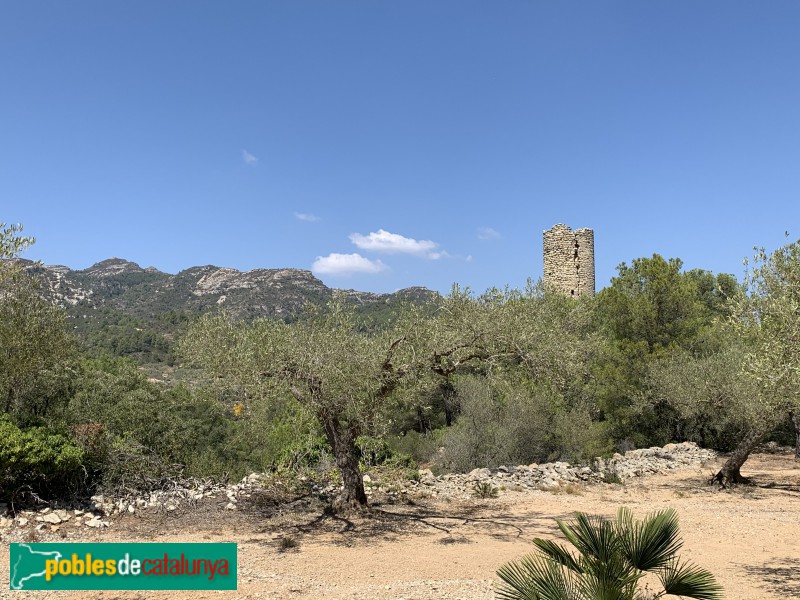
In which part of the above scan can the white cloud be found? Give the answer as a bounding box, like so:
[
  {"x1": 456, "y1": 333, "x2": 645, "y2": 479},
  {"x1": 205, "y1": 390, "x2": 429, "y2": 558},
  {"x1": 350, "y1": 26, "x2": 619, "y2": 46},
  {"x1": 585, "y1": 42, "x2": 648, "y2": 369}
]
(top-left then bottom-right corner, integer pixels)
[
  {"x1": 242, "y1": 150, "x2": 258, "y2": 165},
  {"x1": 349, "y1": 229, "x2": 442, "y2": 258},
  {"x1": 477, "y1": 227, "x2": 501, "y2": 240},
  {"x1": 312, "y1": 253, "x2": 388, "y2": 276},
  {"x1": 294, "y1": 212, "x2": 320, "y2": 222}
]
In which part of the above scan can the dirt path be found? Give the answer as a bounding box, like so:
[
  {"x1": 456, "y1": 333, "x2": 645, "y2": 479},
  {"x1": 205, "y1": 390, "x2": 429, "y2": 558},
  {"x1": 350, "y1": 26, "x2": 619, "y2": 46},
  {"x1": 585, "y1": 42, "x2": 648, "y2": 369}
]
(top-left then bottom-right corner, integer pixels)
[{"x1": 2, "y1": 453, "x2": 799, "y2": 599}]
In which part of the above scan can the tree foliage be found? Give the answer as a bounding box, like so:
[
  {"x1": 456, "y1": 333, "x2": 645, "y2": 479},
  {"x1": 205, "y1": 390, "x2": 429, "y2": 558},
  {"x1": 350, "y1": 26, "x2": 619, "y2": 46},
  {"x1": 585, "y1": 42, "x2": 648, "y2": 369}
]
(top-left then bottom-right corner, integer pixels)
[
  {"x1": 0, "y1": 277, "x2": 78, "y2": 423},
  {"x1": 180, "y1": 298, "x2": 426, "y2": 507},
  {"x1": 592, "y1": 255, "x2": 740, "y2": 447},
  {"x1": 0, "y1": 222, "x2": 35, "y2": 283},
  {"x1": 708, "y1": 238, "x2": 800, "y2": 484}
]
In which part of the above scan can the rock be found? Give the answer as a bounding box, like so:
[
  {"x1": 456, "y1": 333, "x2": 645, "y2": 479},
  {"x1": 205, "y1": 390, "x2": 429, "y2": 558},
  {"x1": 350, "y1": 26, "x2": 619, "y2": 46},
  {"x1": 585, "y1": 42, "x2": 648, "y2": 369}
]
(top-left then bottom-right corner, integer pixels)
[
  {"x1": 41, "y1": 513, "x2": 62, "y2": 525},
  {"x1": 225, "y1": 503, "x2": 237, "y2": 511},
  {"x1": 467, "y1": 468, "x2": 492, "y2": 482},
  {"x1": 17, "y1": 517, "x2": 28, "y2": 526},
  {"x1": 362, "y1": 474, "x2": 372, "y2": 484},
  {"x1": 418, "y1": 468, "x2": 436, "y2": 485},
  {"x1": 85, "y1": 518, "x2": 103, "y2": 528}
]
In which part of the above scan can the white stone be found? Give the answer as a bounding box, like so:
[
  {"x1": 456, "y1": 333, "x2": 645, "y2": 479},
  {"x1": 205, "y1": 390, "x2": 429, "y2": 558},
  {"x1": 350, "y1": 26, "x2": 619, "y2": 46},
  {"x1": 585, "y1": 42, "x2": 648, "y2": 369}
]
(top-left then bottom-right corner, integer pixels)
[{"x1": 41, "y1": 513, "x2": 62, "y2": 524}]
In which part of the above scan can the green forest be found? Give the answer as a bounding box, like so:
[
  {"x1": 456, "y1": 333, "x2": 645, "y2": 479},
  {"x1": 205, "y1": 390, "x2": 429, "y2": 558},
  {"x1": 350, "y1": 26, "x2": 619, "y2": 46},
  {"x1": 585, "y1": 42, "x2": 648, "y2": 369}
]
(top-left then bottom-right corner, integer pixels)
[{"x1": 2, "y1": 222, "x2": 799, "y2": 509}]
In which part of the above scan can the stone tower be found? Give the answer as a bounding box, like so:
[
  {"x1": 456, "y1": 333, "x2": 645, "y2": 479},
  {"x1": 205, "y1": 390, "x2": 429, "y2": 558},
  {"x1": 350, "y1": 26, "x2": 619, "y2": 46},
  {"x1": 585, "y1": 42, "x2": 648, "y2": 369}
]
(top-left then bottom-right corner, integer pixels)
[{"x1": 543, "y1": 223, "x2": 595, "y2": 297}]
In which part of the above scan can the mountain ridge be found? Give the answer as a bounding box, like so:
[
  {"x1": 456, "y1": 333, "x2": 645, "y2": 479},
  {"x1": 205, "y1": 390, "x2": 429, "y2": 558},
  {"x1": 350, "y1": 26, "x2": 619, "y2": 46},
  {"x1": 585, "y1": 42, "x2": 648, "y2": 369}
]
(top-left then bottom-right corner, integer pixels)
[{"x1": 9, "y1": 257, "x2": 438, "y2": 366}]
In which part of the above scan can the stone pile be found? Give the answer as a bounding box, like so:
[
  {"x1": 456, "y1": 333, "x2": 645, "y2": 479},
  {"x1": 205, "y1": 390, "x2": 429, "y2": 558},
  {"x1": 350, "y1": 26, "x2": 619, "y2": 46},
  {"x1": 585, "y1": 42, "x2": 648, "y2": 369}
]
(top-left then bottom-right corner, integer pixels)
[
  {"x1": 595, "y1": 442, "x2": 716, "y2": 480},
  {"x1": 412, "y1": 441, "x2": 716, "y2": 499},
  {"x1": 0, "y1": 477, "x2": 249, "y2": 532},
  {"x1": 0, "y1": 443, "x2": 717, "y2": 532}
]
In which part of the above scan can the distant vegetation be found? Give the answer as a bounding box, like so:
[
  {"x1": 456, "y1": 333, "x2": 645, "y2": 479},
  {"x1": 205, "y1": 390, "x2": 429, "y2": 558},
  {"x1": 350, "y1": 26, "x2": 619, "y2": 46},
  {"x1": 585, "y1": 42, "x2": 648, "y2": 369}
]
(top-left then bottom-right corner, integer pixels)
[{"x1": 1, "y1": 221, "x2": 798, "y2": 508}]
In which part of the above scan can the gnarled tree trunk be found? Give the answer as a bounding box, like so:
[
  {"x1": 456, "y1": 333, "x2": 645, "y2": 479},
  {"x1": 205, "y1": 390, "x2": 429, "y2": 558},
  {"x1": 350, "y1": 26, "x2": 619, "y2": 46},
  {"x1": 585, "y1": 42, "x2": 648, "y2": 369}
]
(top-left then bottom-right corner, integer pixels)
[
  {"x1": 711, "y1": 428, "x2": 764, "y2": 487},
  {"x1": 792, "y1": 411, "x2": 800, "y2": 460},
  {"x1": 322, "y1": 415, "x2": 367, "y2": 509}
]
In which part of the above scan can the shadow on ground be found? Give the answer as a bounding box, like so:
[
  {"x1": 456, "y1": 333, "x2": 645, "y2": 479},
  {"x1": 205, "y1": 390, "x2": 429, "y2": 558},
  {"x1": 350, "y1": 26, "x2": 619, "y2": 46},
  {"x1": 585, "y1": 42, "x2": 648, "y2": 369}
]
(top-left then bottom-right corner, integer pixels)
[
  {"x1": 742, "y1": 559, "x2": 800, "y2": 597},
  {"x1": 240, "y1": 493, "x2": 561, "y2": 548}
]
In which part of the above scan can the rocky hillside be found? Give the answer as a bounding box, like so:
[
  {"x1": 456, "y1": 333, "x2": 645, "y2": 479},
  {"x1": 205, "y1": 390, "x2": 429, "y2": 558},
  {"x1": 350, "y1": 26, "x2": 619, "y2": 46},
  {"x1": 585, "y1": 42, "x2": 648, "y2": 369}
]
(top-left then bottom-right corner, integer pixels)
[{"x1": 13, "y1": 258, "x2": 437, "y2": 364}]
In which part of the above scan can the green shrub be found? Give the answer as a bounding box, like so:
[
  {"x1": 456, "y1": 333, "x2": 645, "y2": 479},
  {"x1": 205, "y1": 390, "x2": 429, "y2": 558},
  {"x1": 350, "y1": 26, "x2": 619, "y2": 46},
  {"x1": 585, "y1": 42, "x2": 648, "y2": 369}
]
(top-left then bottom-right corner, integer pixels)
[
  {"x1": 437, "y1": 376, "x2": 613, "y2": 473},
  {"x1": 387, "y1": 430, "x2": 440, "y2": 465},
  {"x1": 0, "y1": 414, "x2": 85, "y2": 502},
  {"x1": 473, "y1": 481, "x2": 499, "y2": 499},
  {"x1": 602, "y1": 469, "x2": 623, "y2": 485}
]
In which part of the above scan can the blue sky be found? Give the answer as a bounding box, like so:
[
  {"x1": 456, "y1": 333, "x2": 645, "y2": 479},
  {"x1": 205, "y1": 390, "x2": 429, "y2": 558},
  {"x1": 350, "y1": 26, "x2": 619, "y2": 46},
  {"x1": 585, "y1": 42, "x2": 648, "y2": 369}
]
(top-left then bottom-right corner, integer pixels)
[{"x1": 3, "y1": 2, "x2": 800, "y2": 294}]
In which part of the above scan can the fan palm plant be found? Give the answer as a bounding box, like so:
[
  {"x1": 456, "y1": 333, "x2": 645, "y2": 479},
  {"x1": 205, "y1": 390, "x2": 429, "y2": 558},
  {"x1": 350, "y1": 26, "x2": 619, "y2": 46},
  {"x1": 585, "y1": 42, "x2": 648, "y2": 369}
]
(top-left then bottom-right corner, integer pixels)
[{"x1": 496, "y1": 508, "x2": 722, "y2": 600}]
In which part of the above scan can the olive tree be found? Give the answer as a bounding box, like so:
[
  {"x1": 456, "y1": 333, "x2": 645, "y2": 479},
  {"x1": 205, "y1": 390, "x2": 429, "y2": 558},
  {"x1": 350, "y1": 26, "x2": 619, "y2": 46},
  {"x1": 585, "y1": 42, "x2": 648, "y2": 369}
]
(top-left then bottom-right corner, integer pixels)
[
  {"x1": 428, "y1": 282, "x2": 596, "y2": 394},
  {"x1": 181, "y1": 299, "x2": 425, "y2": 508},
  {"x1": 181, "y1": 283, "x2": 598, "y2": 507},
  {"x1": 646, "y1": 338, "x2": 757, "y2": 453},
  {"x1": 0, "y1": 222, "x2": 35, "y2": 284},
  {"x1": 709, "y1": 238, "x2": 800, "y2": 484},
  {"x1": 0, "y1": 277, "x2": 77, "y2": 422},
  {"x1": 0, "y1": 223, "x2": 76, "y2": 424}
]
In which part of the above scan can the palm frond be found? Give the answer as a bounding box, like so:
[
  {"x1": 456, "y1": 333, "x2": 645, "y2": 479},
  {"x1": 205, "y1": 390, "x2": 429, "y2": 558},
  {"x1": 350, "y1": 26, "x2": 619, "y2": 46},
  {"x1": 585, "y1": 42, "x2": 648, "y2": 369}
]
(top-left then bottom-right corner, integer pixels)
[
  {"x1": 659, "y1": 559, "x2": 723, "y2": 600},
  {"x1": 616, "y1": 507, "x2": 682, "y2": 571},
  {"x1": 578, "y1": 550, "x2": 640, "y2": 600},
  {"x1": 496, "y1": 509, "x2": 723, "y2": 600},
  {"x1": 532, "y1": 539, "x2": 583, "y2": 573},
  {"x1": 558, "y1": 513, "x2": 618, "y2": 565},
  {"x1": 496, "y1": 554, "x2": 577, "y2": 600}
]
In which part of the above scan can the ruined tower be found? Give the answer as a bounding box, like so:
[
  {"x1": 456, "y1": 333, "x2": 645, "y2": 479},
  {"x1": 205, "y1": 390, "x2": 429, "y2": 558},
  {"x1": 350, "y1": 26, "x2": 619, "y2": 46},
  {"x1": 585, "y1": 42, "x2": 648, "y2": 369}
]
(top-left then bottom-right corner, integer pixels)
[{"x1": 543, "y1": 223, "x2": 595, "y2": 297}]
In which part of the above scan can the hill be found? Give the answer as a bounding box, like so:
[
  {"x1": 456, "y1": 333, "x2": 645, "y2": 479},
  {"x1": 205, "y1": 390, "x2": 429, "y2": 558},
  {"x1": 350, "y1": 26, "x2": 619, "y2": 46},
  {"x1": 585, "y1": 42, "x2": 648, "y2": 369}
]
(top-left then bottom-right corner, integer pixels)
[{"x1": 14, "y1": 258, "x2": 437, "y2": 366}]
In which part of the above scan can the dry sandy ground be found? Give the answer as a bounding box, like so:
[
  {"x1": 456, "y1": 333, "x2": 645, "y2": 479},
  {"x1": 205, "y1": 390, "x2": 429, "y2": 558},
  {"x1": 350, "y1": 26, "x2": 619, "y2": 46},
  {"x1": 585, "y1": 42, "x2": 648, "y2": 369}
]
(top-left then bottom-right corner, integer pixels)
[{"x1": 2, "y1": 452, "x2": 799, "y2": 599}]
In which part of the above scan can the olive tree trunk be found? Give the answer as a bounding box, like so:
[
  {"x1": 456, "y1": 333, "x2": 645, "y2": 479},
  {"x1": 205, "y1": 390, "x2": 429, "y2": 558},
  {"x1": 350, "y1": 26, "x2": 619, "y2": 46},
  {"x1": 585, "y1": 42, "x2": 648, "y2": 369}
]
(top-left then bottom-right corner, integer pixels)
[
  {"x1": 323, "y1": 415, "x2": 367, "y2": 509},
  {"x1": 710, "y1": 428, "x2": 764, "y2": 487}
]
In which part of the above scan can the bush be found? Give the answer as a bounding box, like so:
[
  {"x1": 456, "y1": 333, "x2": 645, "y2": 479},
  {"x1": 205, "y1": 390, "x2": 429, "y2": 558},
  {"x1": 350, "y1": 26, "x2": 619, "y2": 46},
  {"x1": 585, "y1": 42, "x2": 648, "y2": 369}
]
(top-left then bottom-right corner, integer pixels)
[
  {"x1": 0, "y1": 414, "x2": 85, "y2": 502},
  {"x1": 387, "y1": 430, "x2": 441, "y2": 466},
  {"x1": 437, "y1": 376, "x2": 612, "y2": 472},
  {"x1": 473, "y1": 481, "x2": 499, "y2": 499}
]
